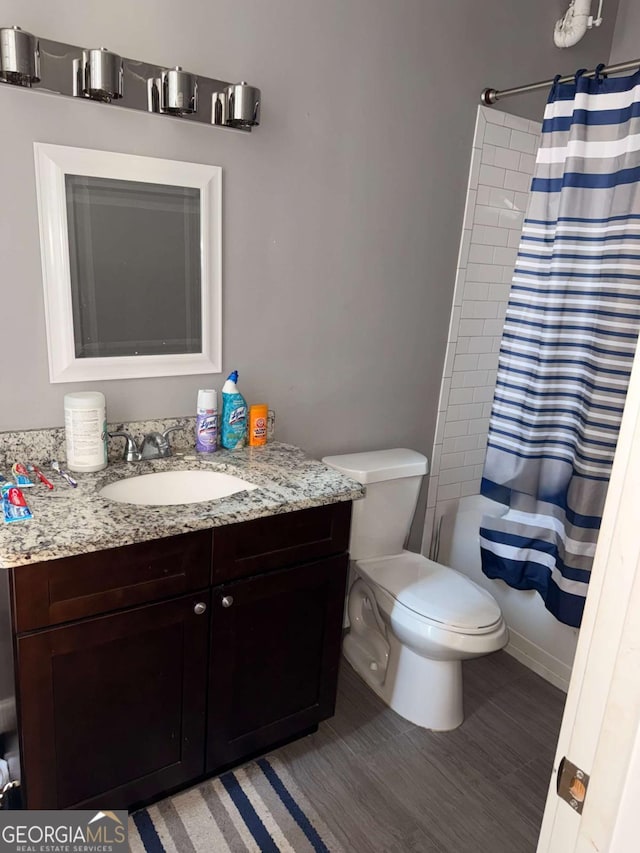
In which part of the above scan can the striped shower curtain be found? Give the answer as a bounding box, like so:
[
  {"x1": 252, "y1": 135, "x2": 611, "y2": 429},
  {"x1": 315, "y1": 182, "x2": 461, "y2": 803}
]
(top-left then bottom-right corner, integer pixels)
[{"x1": 480, "y1": 68, "x2": 640, "y2": 628}]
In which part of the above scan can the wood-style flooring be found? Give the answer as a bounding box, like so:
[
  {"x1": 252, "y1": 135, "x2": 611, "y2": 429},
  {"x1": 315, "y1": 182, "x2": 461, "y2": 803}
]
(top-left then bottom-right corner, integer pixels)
[{"x1": 274, "y1": 651, "x2": 566, "y2": 853}]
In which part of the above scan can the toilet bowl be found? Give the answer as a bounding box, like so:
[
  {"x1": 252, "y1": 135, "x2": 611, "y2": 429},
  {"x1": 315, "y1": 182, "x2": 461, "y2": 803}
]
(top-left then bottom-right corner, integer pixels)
[
  {"x1": 322, "y1": 448, "x2": 508, "y2": 731},
  {"x1": 345, "y1": 551, "x2": 507, "y2": 729}
]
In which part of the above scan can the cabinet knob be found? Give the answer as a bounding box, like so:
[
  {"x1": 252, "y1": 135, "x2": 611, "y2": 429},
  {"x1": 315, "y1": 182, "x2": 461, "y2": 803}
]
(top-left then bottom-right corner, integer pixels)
[
  {"x1": 194, "y1": 602, "x2": 207, "y2": 615},
  {"x1": 221, "y1": 595, "x2": 234, "y2": 608}
]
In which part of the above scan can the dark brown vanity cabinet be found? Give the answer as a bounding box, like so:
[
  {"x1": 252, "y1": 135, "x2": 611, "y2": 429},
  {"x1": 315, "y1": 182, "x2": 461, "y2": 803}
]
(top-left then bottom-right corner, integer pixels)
[
  {"x1": 9, "y1": 502, "x2": 351, "y2": 810},
  {"x1": 207, "y1": 554, "x2": 347, "y2": 770},
  {"x1": 12, "y1": 530, "x2": 213, "y2": 810}
]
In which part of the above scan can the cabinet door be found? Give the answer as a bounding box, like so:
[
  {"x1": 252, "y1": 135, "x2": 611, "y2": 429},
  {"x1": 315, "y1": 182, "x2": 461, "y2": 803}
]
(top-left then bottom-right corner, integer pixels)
[
  {"x1": 17, "y1": 591, "x2": 210, "y2": 810},
  {"x1": 207, "y1": 554, "x2": 348, "y2": 772}
]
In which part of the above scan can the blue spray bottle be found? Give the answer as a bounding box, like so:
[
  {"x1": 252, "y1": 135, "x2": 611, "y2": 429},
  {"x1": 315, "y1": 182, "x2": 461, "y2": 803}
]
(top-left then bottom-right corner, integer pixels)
[{"x1": 221, "y1": 370, "x2": 248, "y2": 449}]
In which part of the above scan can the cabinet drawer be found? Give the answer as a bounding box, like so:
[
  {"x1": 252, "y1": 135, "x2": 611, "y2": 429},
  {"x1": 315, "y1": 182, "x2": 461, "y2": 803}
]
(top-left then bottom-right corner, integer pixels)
[
  {"x1": 11, "y1": 530, "x2": 212, "y2": 633},
  {"x1": 213, "y1": 501, "x2": 352, "y2": 584}
]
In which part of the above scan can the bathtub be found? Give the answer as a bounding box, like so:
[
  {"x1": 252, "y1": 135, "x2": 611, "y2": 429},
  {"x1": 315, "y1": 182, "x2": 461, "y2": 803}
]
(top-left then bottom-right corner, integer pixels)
[{"x1": 434, "y1": 494, "x2": 578, "y2": 692}]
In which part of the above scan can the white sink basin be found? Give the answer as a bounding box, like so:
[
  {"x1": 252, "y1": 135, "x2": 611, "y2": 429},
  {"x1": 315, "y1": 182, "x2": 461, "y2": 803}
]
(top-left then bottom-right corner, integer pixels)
[{"x1": 99, "y1": 470, "x2": 258, "y2": 506}]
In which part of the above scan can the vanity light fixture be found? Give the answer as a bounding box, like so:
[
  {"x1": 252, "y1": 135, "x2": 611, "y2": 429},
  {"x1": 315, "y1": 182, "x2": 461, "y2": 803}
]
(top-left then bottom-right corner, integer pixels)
[
  {"x1": 162, "y1": 66, "x2": 197, "y2": 115},
  {"x1": 73, "y1": 48, "x2": 123, "y2": 102},
  {"x1": 148, "y1": 66, "x2": 198, "y2": 115},
  {"x1": 0, "y1": 25, "x2": 261, "y2": 131},
  {"x1": 212, "y1": 82, "x2": 260, "y2": 129},
  {"x1": 225, "y1": 81, "x2": 260, "y2": 128},
  {"x1": 0, "y1": 26, "x2": 40, "y2": 86}
]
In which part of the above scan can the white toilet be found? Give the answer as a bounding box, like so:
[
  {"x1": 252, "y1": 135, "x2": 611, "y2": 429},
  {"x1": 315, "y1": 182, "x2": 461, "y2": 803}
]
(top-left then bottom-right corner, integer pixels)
[{"x1": 322, "y1": 448, "x2": 508, "y2": 730}]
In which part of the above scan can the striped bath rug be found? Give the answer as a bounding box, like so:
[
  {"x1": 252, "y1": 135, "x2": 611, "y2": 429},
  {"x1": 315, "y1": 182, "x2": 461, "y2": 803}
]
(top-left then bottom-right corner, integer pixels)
[{"x1": 129, "y1": 755, "x2": 345, "y2": 852}]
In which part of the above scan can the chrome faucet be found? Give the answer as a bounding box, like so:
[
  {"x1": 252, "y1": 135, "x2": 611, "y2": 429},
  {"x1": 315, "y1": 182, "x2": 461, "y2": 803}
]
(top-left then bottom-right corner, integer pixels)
[{"x1": 109, "y1": 426, "x2": 184, "y2": 462}]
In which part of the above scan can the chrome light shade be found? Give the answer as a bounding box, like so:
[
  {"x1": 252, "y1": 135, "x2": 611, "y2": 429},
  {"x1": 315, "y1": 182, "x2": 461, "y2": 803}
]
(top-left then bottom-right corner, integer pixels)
[
  {"x1": 0, "y1": 26, "x2": 40, "y2": 86},
  {"x1": 148, "y1": 67, "x2": 198, "y2": 115},
  {"x1": 75, "y1": 48, "x2": 123, "y2": 102},
  {"x1": 226, "y1": 82, "x2": 260, "y2": 128},
  {"x1": 160, "y1": 66, "x2": 197, "y2": 114}
]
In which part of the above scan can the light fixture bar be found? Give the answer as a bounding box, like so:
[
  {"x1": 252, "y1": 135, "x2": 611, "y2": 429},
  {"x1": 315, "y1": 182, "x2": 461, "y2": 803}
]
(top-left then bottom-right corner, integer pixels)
[{"x1": 0, "y1": 26, "x2": 261, "y2": 131}]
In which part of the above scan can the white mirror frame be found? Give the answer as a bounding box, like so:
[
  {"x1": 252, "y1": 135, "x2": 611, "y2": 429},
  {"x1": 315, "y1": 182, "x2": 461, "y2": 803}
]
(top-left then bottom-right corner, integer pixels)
[{"x1": 34, "y1": 142, "x2": 222, "y2": 382}]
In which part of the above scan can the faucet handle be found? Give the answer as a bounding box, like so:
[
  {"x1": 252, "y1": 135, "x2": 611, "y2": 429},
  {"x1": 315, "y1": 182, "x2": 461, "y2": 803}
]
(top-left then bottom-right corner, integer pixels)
[
  {"x1": 162, "y1": 425, "x2": 184, "y2": 439},
  {"x1": 108, "y1": 431, "x2": 141, "y2": 462},
  {"x1": 161, "y1": 425, "x2": 185, "y2": 454}
]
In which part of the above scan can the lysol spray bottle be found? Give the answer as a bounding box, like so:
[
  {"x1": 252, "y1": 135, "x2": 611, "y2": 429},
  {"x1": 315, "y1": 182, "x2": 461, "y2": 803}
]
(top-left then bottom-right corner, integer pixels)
[{"x1": 195, "y1": 389, "x2": 218, "y2": 452}]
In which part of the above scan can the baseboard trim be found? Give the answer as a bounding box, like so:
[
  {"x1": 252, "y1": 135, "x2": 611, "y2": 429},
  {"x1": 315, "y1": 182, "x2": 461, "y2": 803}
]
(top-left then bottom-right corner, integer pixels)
[{"x1": 504, "y1": 628, "x2": 572, "y2": 692}]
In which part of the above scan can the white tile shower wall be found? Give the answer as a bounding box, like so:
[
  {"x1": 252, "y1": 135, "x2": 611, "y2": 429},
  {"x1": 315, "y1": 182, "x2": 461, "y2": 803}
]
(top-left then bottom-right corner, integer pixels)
[{"x1": 422, "y1": 105, "x2": 541, "y2": 556}]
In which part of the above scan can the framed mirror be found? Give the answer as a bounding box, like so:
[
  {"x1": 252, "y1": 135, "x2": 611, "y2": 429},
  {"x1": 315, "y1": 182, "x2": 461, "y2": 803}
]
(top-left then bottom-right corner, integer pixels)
[{"x1": 34, "y1": 143, "x2": 222, "y2": 382}]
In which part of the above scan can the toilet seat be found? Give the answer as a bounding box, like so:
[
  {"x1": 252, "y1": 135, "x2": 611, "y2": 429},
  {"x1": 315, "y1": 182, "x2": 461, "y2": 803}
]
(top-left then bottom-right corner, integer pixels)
[{"x1": 355, "y1": 551, "x2": 502, "y2": 635}]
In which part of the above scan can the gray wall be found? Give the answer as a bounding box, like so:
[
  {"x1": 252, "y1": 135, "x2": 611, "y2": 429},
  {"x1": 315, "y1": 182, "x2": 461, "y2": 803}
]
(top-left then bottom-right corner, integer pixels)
[
  {"x1": 609, "y1": 0, "x2": 639, "y2": 62},
  {"x1": 0, "y1": 0, "x2": 617, "y2": 469}
]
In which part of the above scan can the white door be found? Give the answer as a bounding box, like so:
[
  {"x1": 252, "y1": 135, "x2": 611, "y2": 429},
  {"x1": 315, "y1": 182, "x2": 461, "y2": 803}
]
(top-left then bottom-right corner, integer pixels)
[{"x1": 537, "y1": 342, "x2": 640, "y2": 851}]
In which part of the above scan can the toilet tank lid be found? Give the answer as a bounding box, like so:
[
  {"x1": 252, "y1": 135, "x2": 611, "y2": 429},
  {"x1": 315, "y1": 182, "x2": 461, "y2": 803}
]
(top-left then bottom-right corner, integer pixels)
[{"x1": 322, "y1": 448, "x2": 428, "y2": 484}]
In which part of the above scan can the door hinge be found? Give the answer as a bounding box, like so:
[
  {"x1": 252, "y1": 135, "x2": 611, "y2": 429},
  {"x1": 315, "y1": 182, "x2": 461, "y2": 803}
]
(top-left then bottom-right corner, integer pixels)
[{"x1": 557, "y1": 757, "x2": 590, "y2": 814}]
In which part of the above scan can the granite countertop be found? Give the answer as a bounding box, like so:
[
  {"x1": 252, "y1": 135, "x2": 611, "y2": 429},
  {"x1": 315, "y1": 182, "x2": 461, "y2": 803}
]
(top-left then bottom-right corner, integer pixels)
[{"x1": 0, "y1": 443, "x2": 364, "y2": 569}]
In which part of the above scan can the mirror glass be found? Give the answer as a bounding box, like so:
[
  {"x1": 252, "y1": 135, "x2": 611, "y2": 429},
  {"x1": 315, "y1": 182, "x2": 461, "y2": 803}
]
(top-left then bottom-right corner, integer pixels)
[{"x1": 65, "y1": 176, "x2": 202, "y2": 358}]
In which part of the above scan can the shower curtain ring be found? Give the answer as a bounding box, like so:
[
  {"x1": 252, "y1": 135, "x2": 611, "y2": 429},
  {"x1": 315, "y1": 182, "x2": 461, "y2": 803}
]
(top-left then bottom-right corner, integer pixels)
[{"x1": 594, "y1": 62, "x2": 607, "y2": 81}]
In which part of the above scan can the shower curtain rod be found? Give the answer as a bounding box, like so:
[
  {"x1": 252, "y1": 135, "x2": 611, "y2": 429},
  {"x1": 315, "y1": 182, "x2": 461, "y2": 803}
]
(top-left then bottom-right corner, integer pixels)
[{"x1": 481, "y1": 57, "x2": 640, "y2": 105}]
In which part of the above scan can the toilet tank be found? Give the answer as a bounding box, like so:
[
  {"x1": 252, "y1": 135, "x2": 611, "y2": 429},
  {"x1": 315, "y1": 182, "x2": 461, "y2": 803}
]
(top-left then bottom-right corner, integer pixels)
[{"x1": 322, "y1": 449, "x2": 428, "y2": 560}]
